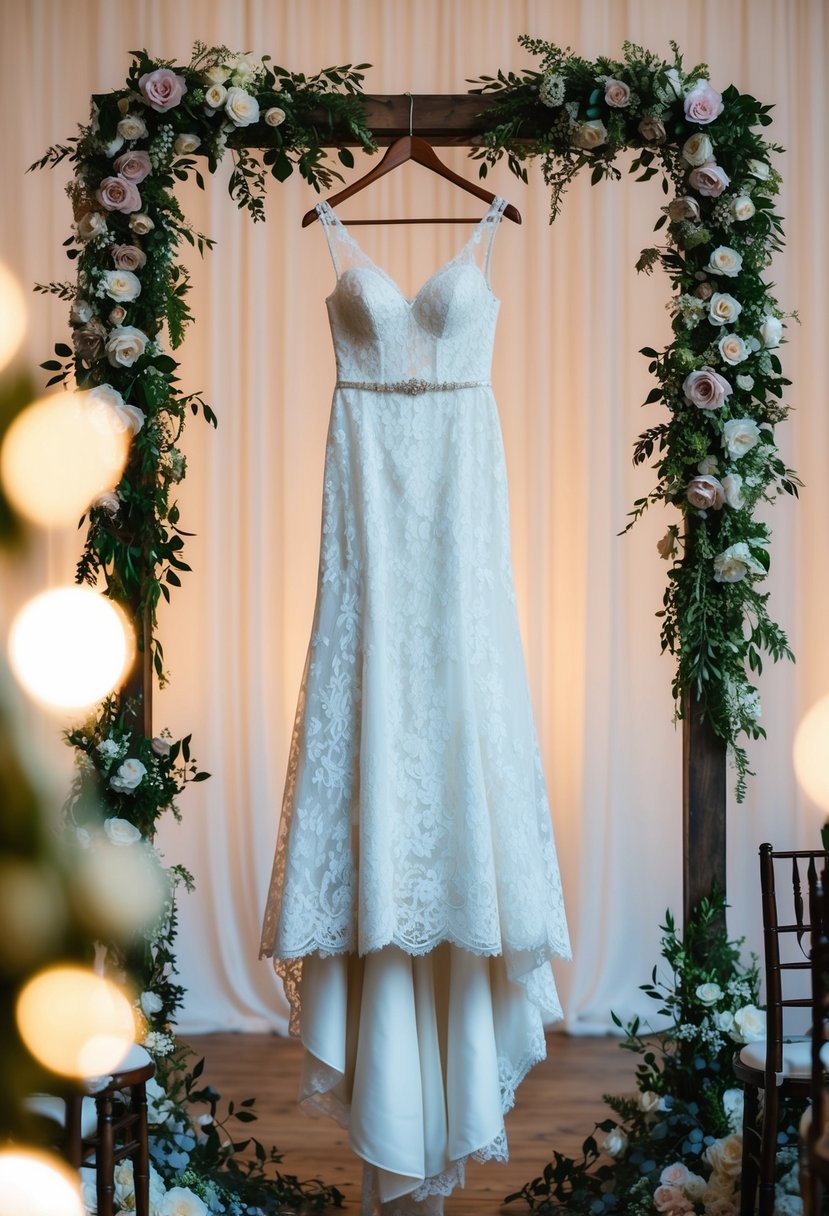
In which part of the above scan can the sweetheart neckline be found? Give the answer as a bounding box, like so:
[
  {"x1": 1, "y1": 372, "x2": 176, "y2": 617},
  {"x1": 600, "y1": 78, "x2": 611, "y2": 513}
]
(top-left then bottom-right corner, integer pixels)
[{"x1": 326, "y1": 259, "x2": 500, "y2": 310}]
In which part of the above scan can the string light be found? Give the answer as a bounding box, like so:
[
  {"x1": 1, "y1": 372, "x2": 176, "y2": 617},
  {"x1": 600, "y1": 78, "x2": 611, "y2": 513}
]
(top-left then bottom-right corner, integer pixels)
[
  {"x1": 0, "y1": 1149, "x2": 83, "y2": 1216},
  {"x1": 0, "y1": 260, "x2": 27, "y2": 373},
  {"x1": 8, "y1": 587, "x2": 134, "y2": 711},
  {"x1": 16, "y1": 965, "x2": 136, "y2": 1079},
  {"x1": 793, "y1": 693, "x2": 829, "y2": 813}
]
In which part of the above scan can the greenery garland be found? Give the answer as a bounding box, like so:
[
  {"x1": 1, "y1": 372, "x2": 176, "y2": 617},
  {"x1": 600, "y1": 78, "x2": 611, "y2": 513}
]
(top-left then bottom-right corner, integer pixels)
[{"x1": 470, "y1": 38, "x2": 799, "y2": 799}]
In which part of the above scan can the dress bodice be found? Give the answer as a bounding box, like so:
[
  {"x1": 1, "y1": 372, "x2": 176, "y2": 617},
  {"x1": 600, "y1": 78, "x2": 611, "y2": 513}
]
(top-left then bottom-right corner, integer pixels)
[{"x1": 317, "y1": 198, "x2": 507, "y2": 385}]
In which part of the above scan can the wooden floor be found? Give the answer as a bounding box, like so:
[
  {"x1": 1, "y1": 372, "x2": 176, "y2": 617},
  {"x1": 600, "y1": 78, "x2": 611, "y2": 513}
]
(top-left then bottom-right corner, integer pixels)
[{"x1": 188, "y1": 1030, "x2": 636, "y2": 1213}]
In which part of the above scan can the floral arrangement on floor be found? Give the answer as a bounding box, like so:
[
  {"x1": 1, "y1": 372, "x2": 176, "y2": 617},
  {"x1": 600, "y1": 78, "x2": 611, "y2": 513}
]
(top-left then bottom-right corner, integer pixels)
[
  {"x1": 506, "y1": 896, "x2": 803, "y2": 1215},
  {"x1": 470, "y1": 37, "x2": 800, "y2": 798},
  {"x1": 30, "y1": 41, "x2": 369, "y2": 1214}
]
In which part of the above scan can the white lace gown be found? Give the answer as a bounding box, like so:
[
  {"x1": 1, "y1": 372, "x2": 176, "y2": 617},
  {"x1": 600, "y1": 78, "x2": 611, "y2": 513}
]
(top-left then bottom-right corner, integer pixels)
[{"x1": 260, "y1": 197, "x2": 571, "y2": 1215}]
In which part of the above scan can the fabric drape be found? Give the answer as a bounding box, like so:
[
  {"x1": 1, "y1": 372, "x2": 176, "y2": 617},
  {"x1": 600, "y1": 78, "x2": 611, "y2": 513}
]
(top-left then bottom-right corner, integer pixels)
[{"x1": 1, "y1": 0, "x2": 827, "y2": 1036}]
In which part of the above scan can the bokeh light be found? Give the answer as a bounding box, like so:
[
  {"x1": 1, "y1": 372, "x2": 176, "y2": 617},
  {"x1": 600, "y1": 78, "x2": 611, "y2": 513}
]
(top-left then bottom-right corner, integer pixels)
[
  {"x1": 0, "y1": 1149, "x2": 83, "y2": 1216},
  {"x1": 0, "y1": 391, "x2": 128, "y2": 527},
  {"x1": 0, "y1": 860, "x2": 65, "y2": 973},
  {"x1": 793, "y1": 693, "x2": 829, "y2": 814},
  {"x1": 0, "y1": 260, "x2": 27, "y2": 374},
  {"x1": 72, "y1": 835, "x2": 169, "y2": 939},
  {"x1": 8, "y1": 587, "x2": 134, "y2": 711},
  {"x1": 16, "y1": 965, "x2": 136, "y2": 1079}
]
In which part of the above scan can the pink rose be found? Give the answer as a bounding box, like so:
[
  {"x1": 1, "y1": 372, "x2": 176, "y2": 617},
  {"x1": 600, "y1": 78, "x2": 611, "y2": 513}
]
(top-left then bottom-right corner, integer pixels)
[
  {"x1": 113, "y1": 150, "x2": 152, "y2": 184},
  {"x1": 683, "y1": 79, "x2": 724, "y2": 124},
  {"x1": 694, "y1": 281, "x2": 714, "y2": 300},
  {"x1": 138, "y1": 67, "x2": 187, "y2": 112},
  {"x1": 687, "y1": 475, "x2": 726, "y2": 511},
  {"x1": 110, "y1": 244, "x2": 147, "y2": 271},
  {"x1": 682, "y1": 366, "x2": 733, "y2": 410},
  {"x1": 151, "y1": 737, "x2": 171, "y2": 758},
  {"x1": 659, "y1": 1163, "x2": 691, "y2": 1188},
  {"x1": 109, "y1": 305, "x2": 127, "y2": 325},
  {"x1": 604, "y1": 78, "x2": 631, "y2": 108},
  {"x1": 687, "y1": 162, "x2": 730, "y2": 197},
  {"x1": 96, "y1": 175, "x2": 142, "y2": 213},
  {"x1": 653, "y1": 1185, "x2": 692, "y2": 1214}
]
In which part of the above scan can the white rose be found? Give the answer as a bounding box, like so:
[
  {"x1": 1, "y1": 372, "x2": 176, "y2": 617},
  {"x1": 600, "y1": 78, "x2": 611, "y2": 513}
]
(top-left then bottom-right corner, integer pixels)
[
  {"x1": 713, "y1": 542, "x2": 767, "y2": 584},
  {"x1": 747, "y1": 158, "x2": 771, "y2": 180},
  {"x1": 85, "y1": 383, "x2": 145, "y2": 436},
  {"x1": 760, "y1": 314, "x2": 783, "y2": 348},
  {"x1": 264, "y1": 106, "x2": 286, "y2": 127},
  {"x1": 103, "y1": 269, "x2": 142, "y2": 302},
  {"x1": 707, "y1": 246, "x2": 743, "y2": 277},
  {"x1": 601, "y1": 1128, "x2": 627, "y2": 1158},
  {"x1": 204, "y1": 65, "x2": 229, "y2": 84},
  {"x1": 639, "y1": 1090, "x2": 661, "y2": 1113},
  {"x1": 722, "y1": 418, "x2": 761, "y2": 459},
  {"x1": 732, "y1": 1003, "x2": 766, "y2": 1042},
  {"x1": 698, "y1": 455, "x2": 720, "y2": 475},
  {"x1": 736, "y1": 373, "x2": 755, "y2": 391},
  {"x1": 70, "y1": 298, "x2": 94, "y2": 324},
  {"x1": 156, "y1": 1186, "x2": 209, "y2": 1216},
  {"x1": 718, "y1": 333, "x2": 749, "y2": 365},
  {"x1": 571, "y1": 119, "x2": 607, "y2": 150},
  {"x1": 129, "y1": 212, "x2": 155, "y2": 235},
  {"x1": 109, "y1": 758, "x2": 148, "y2": 793},
  {"x1": 117, "y1": 115, "x2": 148, "y2": 141},
  {"x1": 94, "y1": 491, "x2": 121, "y2": 515},
  {"x1": 695, "y1": 982, "x2": 723, "y2": 1006},
  {"x1": 721, "y1": 473, "x2": 746, "y2": 509},
  {"x1": 708, "y1": 293, "x2": 742, "y2": 326},
  {"x1": 654, "y1": 67, "x2": 683, "y2": 104},
  {"x1": 102, "y1": 134, "x2": 125, "y2": 157},
  {"x1": 204, "y1": 83, "x2": 228, "y2": 109},
  {"x1": 660, "y1": 1162, "x2": 691, "y2": 1187},
  {"x1": 682, "y1": 132, "x2": 713, "y2": 166},
  {"x1": 722, "y1": 1088, "x2": 744, "y2": 1134},
  {"x1": 106, "y1": 325, "x2": 148, "y2": 367},
  {"x1": 684, "y1": 1173, "x2": 706, "y2": 1201},
  {"x1": 113, "y1": 1160, "x2": 134, "y2": 1206},
  {"x1": 732, "y1": 196, "x2": 755, "y2": 221},
  {"x1": 174, "y1": 133, "x2": 202, "y2": 155},
  {"x1": 140, "y1": 990, "x2": 164, "y2": 1016},
  {"x1": 704, "y1": 1133, "x2": 744, "y2": 1178},
  {"x1": 104, "y1": 816, "x2": 142, "y2": 845},
  {"x1": 76, "y1": 211, "x2": 108, "y2": 242},
  {"x1": 224, "y1": 85, "x2": 260, "y2": 127}
]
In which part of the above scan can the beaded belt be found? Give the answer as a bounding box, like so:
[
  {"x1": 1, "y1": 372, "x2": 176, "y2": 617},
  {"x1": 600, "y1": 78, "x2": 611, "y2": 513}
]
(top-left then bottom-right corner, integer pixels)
[{"x1": 336, "y1": 377, "x2": 490, "y2": 396}]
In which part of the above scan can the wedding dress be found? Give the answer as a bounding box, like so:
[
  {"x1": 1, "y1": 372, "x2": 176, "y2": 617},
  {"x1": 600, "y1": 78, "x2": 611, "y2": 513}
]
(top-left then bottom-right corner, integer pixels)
[{"x1": 260, "y1": 196, "x2": 571, "y2": 1215}]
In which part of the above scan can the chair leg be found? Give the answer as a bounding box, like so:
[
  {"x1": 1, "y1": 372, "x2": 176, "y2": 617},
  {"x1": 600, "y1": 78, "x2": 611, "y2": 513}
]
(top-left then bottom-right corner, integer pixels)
[
  {"x1": 132, "y1": 1082, "x2": 150, "y2": 1216},
  {"x1": 63, "y1": 1095, "x2": 83, "y2": 1170},
  {"x1": 740, "y1": 1084, "x2": 760, "y2": 1216},
  {"x1": 757, "y1": 1084, "x2": 779, "y2": 1216},
  {"x1": 95, "y1": 1092, "x2": 115, "y2": 1216}
]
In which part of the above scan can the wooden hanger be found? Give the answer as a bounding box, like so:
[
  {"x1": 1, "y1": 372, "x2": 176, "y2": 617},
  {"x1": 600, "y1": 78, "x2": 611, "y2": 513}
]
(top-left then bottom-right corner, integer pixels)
[{"x1": 301, "y1": 93, "x2": 521, "y2": 227}]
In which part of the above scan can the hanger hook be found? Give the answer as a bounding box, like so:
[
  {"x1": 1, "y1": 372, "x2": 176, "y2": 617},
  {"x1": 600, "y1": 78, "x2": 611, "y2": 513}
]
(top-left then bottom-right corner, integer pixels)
[{"x1": 405, "y1": 91, "x2": 413, "y2": 137}]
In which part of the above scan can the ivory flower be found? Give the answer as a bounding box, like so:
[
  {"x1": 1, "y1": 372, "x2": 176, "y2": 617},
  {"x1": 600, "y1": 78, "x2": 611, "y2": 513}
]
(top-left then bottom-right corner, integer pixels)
[
  {"x1": 695, "y1": 982, "x2": 723, "y2": 1005},
  {"x1": 129, "y1": 212, "x2": 155, "y2": 235},
  {"x1": 688, "y1": 163, "x2": 730, "y2": 197},
  {"x1": 713, "y1": 544, "x2": 766, "y2": 584},
  {"x1": 224, "y1": 86, "x2": 261, "y2": 127},
  {"x1": 718, "y1": 333, "x2": 749, "y2": 365},
  {"x1": 722, "y1": 473, "x2": 746, "y2": 510},
  {"x1": 732, "y1": 196, "x2": 756, "y2": 221},
  {"x1": 104, "y1": 816, "x2": 142, "y2": 844},
  {"x1": 571, "y1": 119, "x2": 607, "y2": 150},
  {"x1": 204, "y1": 83, "x2": 228, "y2": 110},
  {"x1": 174, "y1": 133, "x2": 202, "y2": 155},
  {"x1": 703, "y1": 1133, "x2": 744, "y2": 1177},
  {"x1": 681, "y1": 132, "x2": 713, "y2": 166},
  {"x1": 686, "y1": 475, "x2": 725, "y2": 511},
  {"x1": 760, "y1": 314, "x2": 783, "y2": 347},
  {"x1": 264, "y1": 106, "x2": 287, "y2": 127},
  {"x1": 76, "y1": 210, "x2": 108, "y2": 241},
  {"x1": 747, "y1": 158, "x2": 771, "y2": 180},
  {"x1": 722, "y1": 418, "x2": 761, "y2": 458},
  {"x1": 103, "y1": 269, "x2": 142, "y2": 302},
  {"x1": 109, "y1": 759, "x2": 148, "y2": 793},
  {"x1": 667, "y1": 196, "x2": 701, "y2": 222},
  {"x1": 106, "y1": 325, "x2": 148, "y2": 367},
  {"x1": 601, "y1": 1128, "x2": 628, "y2": 1158},
  {"x1": 156, "y1": 1187, "x2": 209, "y2": 1216},
  {"x1": 708, "y1": 292, "x2": 742, "y2": 326},
  {"x1": 706, "y1": 246, "x2": 743, "y2": 277},
  {"x1": 117, "y1": 114, "x2": 148, "y2": 141}
]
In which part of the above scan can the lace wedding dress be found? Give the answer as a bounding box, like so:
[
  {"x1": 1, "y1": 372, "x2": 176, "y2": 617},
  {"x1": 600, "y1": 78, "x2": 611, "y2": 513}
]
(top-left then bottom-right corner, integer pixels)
[{"x1": 260, "y1": 196, "x2": 571, "y2": 1215}]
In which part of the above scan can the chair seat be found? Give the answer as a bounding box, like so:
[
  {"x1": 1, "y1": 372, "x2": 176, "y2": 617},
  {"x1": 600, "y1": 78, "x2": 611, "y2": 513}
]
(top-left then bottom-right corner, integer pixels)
[
  {"x1": 739, "y1": 1036, "x2": 812, "y2": 1084},
  {"x1": 25, "y1": 1093, "x2": 98, "y2": 1138},
  {"x1": 86, "y1": 1042, "x2": 154, "y2": 1092}
]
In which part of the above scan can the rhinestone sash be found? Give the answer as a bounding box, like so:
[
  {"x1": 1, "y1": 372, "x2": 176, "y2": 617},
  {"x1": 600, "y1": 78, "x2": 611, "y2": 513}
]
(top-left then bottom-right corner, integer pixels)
[{"x1": 336, "y1": 377, "x2": 490, "y2": 396}]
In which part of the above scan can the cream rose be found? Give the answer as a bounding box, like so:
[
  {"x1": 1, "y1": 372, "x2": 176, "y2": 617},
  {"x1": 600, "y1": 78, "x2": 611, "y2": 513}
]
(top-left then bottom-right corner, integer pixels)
[
  {"x1": 708, "y1": 292, "x2": 742, "y2": 326},
  {"x1": 76, "y1": 210, "x2": 108, "y2": 241},
  {"x1": 604, "y1": 78, "x2": 630, "y2": 107},
  {"x1": 639, "y1": 1090, "x2": 662, "y2": 1113},
  {"x1": 111, "y1": 243, "x2": 147, "y2": 271},
  {"x1": 760, "y1": 314, "x2": 783, "y2": 347},
  {"x1": 114, "y1": 150, "x2": 152, "y2": 183},
  {"x1": 601, "y1": 1127, "x2": 627, "y2": 1158},
  {"x1": 264, "y1": 106, "x2": 287, "y2": 127},
  {"x1": 117, "y1": 114, "x2": 148, "y2": 141},
  {"x1": 688, "y1": 163, "x2": 730, "y2": 197},
  {"x1": 106, "y1": 325, "x2": 148, "y2": 367},
  {"x1": 686, "y1": 475, "x2": 725, "y2": 511},
  {"x1": 113, "y1": 1160, "x2": 135, "y2": 1206},
  {"x1": 656, "y1": 530, "x2": 678, "y2": 560},
  {"x1": 140, "y1": 990, "x2": 163, "y2": 1016},
  {"x1": 138, "y1": 67, "x2": 187, "y2": 112},
  {"x1": 638, "y1": 116, "x2": 666, "y2": 143},
  {"x1": 104, "y1": 815, "x2": 142, "y2": 844},
  {"x1": 96, "y1": 175, "x2": 142, "y2": 214},
  {"x1": 151, "y1": 736, "x2": 171, "y2": 758},
  {"x1": 659, "y1": 1162, "x2": 691, "y2": 1187},
  {"x1": 682, "y1": 366, "x2": 732, "y2": 411},
  {"x1": 713, "y1": 544, "x2": 766, "y2": 584},
  {"x1": 706, "y1": 246, "x2": 743, "y2": 277},
  {"x1": 156, "y1": 1186, "x2": 209, "y2": 1216},
  {"x1": 224, "y1": 85, "x2": 261, "y2": 127},
  {"x1": 109, "y1": 760, "x2": 147, "y2": 794},
  {"x1": 732, "y1": 196, "x2": 755, "y2": 221},
  {"x1": 103, "y1": 269, "x2": 142, "y2": 302},
  {"x1": 204, "y1": 83, "x2": 228, "y2": 110},
  {"x1": 722, "y1": 418, "x2": 761, "y2": 459},
  {"x1": 94, "y1": 491, "x2": 120, "y2": 515},
  {"x1": 733, "y1": 1004, "x2": 766, "y2": 1041},
  {"x1": 86, "y1": 383, "x2": 146, "y2": 436},
  {"x1": 747, "y1": 158, "x2": 771, "y2": 180},
  {"x1": 683, "y1": 79, "x2": 724, "y2": 124},
  {"x1": 718, "y1": 333, "x2": 749, "y2": 365},
  {"x1": 204, "y1": 65, "x2": 229, "y2": 85},
  {"x1": 695, "y1": 981, "x2": 723, "y2": 1006},
  {"x1": 174, "y1": 133, "x2": 202, "y2": 155},
  {"x1": 681, "y1": 132, "x2": 713, "y2": 166},
  {"x1": 666, "y1": 196, "x2": 701, "y2": 222},
  {"x1": 129, "y1": 211, "x2": 155, "y2": 235},
  {"x1": 653, "y1": 1184, "x2": 691, "y2": 1213},
  {"x1": 722, "y1": 472, "x2": 746, "y2": 509},
  {"x1": 571, "y1": 119, "x2": 607, "y2": 150},
  {"x1": 703, "y1": 1133, "x2": 744, "y2": 1178}
]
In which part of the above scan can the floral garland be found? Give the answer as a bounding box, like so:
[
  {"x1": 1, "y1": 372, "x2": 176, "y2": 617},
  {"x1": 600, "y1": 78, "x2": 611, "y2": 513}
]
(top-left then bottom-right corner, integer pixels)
[
  {"x1": 470, "y1": 38, "x2": 799, "y2": 798},
  {"x1": 507, "y1": 895, "x2": 803, "y2": 1215},
  {"x1": 32, "y1": 41, "x2": 369, "y2": 1216}
]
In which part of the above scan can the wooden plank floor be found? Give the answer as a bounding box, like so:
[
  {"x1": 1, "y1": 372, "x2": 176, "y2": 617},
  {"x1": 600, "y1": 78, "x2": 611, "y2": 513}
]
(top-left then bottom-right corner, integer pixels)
[{"x1": 188, "y1": 1030, "x2": 637, "y2": 1213}]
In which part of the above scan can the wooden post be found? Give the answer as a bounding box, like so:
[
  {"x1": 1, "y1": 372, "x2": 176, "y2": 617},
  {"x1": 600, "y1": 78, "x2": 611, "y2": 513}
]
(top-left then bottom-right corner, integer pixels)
[{"x1": 683, "y1": 693, "x2": 727, "y2": 928}]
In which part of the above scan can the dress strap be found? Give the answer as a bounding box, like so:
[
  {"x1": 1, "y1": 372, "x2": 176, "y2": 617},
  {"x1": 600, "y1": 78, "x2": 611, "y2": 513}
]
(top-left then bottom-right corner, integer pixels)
[
  {"x1": 463, "y1": 196, "x2": 509, "y2": 285},
  {"x1": 315, "y1": 201, "x2": 375, "y2": 280}
]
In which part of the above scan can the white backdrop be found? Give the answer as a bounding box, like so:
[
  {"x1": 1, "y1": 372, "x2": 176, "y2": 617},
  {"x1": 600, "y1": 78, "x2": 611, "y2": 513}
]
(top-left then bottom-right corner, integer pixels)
[{"x1": 2, "y1": 0, "x2": 828, "y2": 1036}]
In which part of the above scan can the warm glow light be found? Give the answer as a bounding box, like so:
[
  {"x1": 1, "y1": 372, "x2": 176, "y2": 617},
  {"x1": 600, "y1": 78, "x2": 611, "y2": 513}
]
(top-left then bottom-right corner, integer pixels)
[
  {"x1": 16, "y1": 965, "x2": 136, "y2": 1079},
  {"x1": 8, "y1": 587, "x2": 134, "y2": 711},
  {"x1": 74, "y1": 837, "x2": 169, "y2": 938},
  {"x1": 0, "y1": 1150, "x2": 83, "y2": 1216},
  {"x1": 0, "y1": 860, "x2": 65, "y2": 971},
  {"x1": 0, "y1": 260, "x2": 27, "y2": 373},
  {"x1": 793, "y1": 694, "x2": 829, "y2": 813},
  {"x1": 0, "y1": 392, "x2": 128, "y2": 527}
]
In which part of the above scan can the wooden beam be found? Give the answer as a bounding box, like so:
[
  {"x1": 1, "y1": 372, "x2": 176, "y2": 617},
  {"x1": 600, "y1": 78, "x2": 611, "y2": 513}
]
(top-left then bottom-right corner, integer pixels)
[{"x1": 683, "y1": 693, "x2": 727, "y2": 928}]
